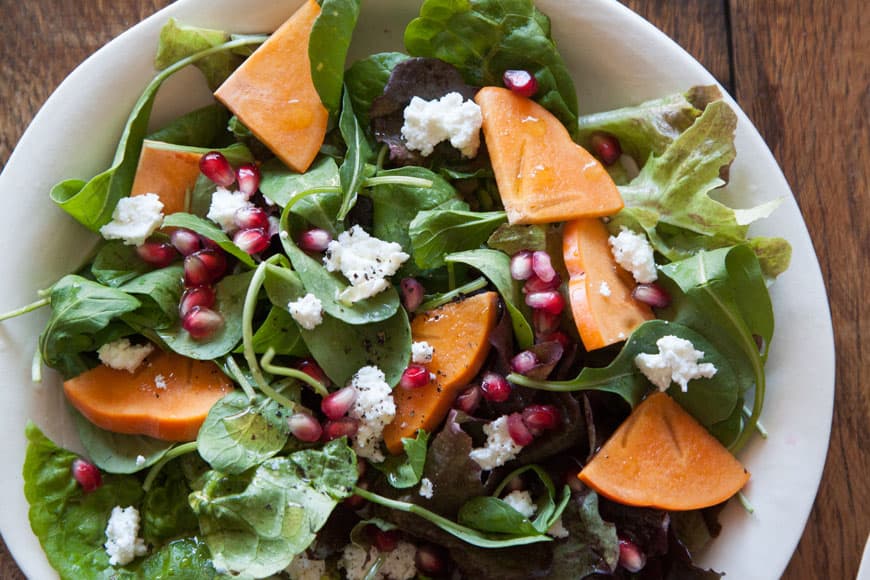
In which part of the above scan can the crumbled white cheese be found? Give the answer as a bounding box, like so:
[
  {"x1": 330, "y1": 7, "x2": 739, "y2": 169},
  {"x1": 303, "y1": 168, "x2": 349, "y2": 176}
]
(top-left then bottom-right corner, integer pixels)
[
  {"x1": 609, "y1": 227, "x2": 658, "y2": 283},
  {"x1": 348, "y1": 366, "x2": 396, "y2": 462},
  {"x1": 154, "y1": 374, "x2": 167, "y2": 390},
  {"x1": 135, "y1": 455, "x2": 146, "y2": 467},
  {"x1": 402, "y1": 92, "x2": 483, "y2": 158},
  {"x1": 469, "y1": 415, "x2": 525, "y2": 471},
  {"x1": 503, "y1": 490, "x2": 537, "y2": 518},
  {"x1": 288, "y1": 293, "x2": 324, "y2": 330},
  {"x1": 599, "y1": 281, "x2": 612, "y2": 297},
  {"x1": 634, "y1": 335, "x2": 718, "y2": 392},
  {"x1": 97, "y1": 339, "x2": 154, "y2": 373},
  {"x1": 285, "y1": 552, "x2": 327, "y2": 580},
  {"x1": 547, "y1": 517, "x2": 570, "y2": 538},
  {"x1": 419, "y1": 477, "x2": 434, "y2": 499},
  {"x1": 99, "y1": 194, "x2": 164, "y2": 246},
  {"x1": 104, "y1": 506, "x2": 147, "y2": 566},
  {"x1": 206, "y1": 187, "x2": 253, "y2": 233},
  {"x1": 323, "y1": 225, "x2": 409, "y2": 303},
  {"x1": 411, "y1": 341, "x2": 434, "y2": 364},
  {"x1": 339, "y1": 541, "x2": 418, "y2": 580}
]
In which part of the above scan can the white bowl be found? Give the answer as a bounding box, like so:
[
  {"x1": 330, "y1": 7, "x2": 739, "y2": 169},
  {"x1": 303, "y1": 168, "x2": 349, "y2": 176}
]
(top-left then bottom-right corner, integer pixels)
[{"x1": 0, "y1": 1, "x2": 834, "y2": 578}]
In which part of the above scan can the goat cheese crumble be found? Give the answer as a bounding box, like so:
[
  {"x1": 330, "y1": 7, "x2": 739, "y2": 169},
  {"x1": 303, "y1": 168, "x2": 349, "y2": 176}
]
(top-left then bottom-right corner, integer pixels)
[
  {"x1": 285, "y1": 552, "x2": 327, "y2": 580},
  {"x1": 99, "y1": 194, "x2": 164, "y2": 246},
  {"x1": 339, "y1": 541, "x2": 417, "y2": 580},
  {"x1": 402, "y1": 92, "x2": 483, "y2": 158},
  {"x1": 635, "y1": 335, "x2": 718, "y2": 392},
  {"x1": 547, "y1": 517, "x2": 570, "y2": 538},
  {"x1": 104, "y1": 506, "x2": 148, "y2": 566},
  {"x1": 503, "y1": 490, "x2": 537, "y2": 518},
  {"x1": 469, "y1": 415, "x2": 525, "y2": 471},
  {"x1": 323, "y1": 225, "x2": 409, "y2": 304},
  {"x1": 348, "y1": 366, "x2": 396, "y2": 462},
  {"x1": 411, "y1": 341, "x2": 435, "y2": 364},
  {"x1": 419, "y1": 477, "x2": 434, "y2": 499},
  {"x1": 97, "y1": 339, "x2": 154, "y2": 373},
  {"x1": 206, "y1": 187, "x2": 253, "y2": 233},
  {"x1": 609, "y1": 227, "x2": 658, "y2": 283},
  {"x1": 287, "y1": 293, "x2": 324, "y2": 330}
]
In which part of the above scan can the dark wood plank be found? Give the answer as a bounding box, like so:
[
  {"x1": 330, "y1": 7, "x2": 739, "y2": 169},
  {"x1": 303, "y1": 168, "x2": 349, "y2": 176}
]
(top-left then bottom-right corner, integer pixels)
[{"x1": 729, "y1": 1, "x2": 869, "y2": 579}]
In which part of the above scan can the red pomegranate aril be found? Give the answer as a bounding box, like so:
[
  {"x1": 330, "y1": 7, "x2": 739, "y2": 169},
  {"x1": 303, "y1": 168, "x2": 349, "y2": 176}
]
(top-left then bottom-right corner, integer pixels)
[
  {"x1": 235, "y1": 163, "x2": 261, "y2": 197},
  {"x1": 179, "y1": 286, "x2": 216, "y2": 318},
  {"x1": 510, "y1": 250, "x2": 533, "y2": 281},
  {"x1": 321, "y1": 386, "x2": 358, "y2": 420},
  {"x1": 200, "y1": 151, "x2": 235, "y2": 187},
  {"x1": 71, "y1": 458, "x2": 102, "y2": 493},
  {"x1": 170, "y1": 228, "x2": 203, "y2": 256},
  {"x1": 184, "y1": 249, "x2": 227, "y2": 286},
  {"x1": 323, "y1": 417, "x2": 359, "y2": 441},
  {"x1": 531, "y1": 251, "x2": 556, "y2": 282},
  {"x1": 539, "y1": 330, "x2": 570, "y2": 349},
  {"x1": 632, "y1": 282, "x2": 671, "y2": 308},
  {"x1": 182, "y1": 306, "x2": 224, "y2": 340},
  {"x1": 400, "y1": 277, "x2": 426, "y2": 312},
  {"x1": 297, "y1": 228, "x2": 332, "y2": 252},
  {"x1": 507, "y1": 412, "x2": 535, "y2": 446},
  {"x1": 533, "y1": 309, "x2": 561, "y2": 335},
  {"x1": 526, "y1": 291, "x2": 565, "y2": 315},
  {"x1": 522, "y1": 404, "x2": 561, "y2": 432},
  {"x1": 523, "y1": 273, "x2": 561, "y2": 294},
  {"x1": 297, "y1": 358, "x2": 330, "y2": 388},
  {"x1": 618, "y1": 537, "x2": 647, "y2": 573},
  {"x1": 136, "y1": 241, "x2": 178, "y2": 268},
  {"x1": 373, "y1": 529, "x2": 400, "y2": 553},
  {"x1": 416, "y1": 544, "x2": 447, "y2": 575},
  {"x1": 455, "y1": 385, "x2": 482, "y2": 414},
  {"x1": 480, "y1": 372, "x2": 511, "y2": 402},
  {"x1": 400, "y1": 365, "x2": 430, "y2": 390},
  {"x1": 288, "y1": 413, "x2": 323, "y2": 443},
  {"x1": 510, "y1": 350, "x2": 539, "y2": 374},
  {"x1": 233, "y1": 227, "x2": 271, "y2": 255},
  {"x1": 503, "y1": 69, "x2": 538, "y2": 98},
  {"x1": 590, "y1": 132, "x2": 622, "y2": 166},
  {"x1": 233, "y1": 206, "x2": 270, "y2": 231}
]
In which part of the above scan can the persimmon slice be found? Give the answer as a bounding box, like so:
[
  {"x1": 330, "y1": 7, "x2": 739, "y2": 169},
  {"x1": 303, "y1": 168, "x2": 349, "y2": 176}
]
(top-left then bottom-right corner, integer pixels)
[{"x1": 130, "y1": 140, "x2": 203, "y2": 215}]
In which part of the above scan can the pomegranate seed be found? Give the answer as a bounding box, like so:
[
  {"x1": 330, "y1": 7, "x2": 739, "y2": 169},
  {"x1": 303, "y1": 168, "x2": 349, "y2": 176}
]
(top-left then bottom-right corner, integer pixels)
[
  {"x1": 373, "y1": 529, "x2": 400, "y2": 552},
  {"x1": 200, "y1": 151, "x2": 235, "y2": 187},
  {"x1": 522, "y1": 404, "x2": 561, "y2": 432},
  {"x1": 288, "y1": 413, "x2": 323, "y2": 442},
  {"x1": 523, "y1": 273, "x2": 561, "y2": 294},
  {"x1": 344, "y1": 480, "x2": 368, "y2": 509},
  {"x1": 296, "y1": 359, "x2": 330, "y2": 388},
  {"x1": 136, "y1": 241, "x2": 178, "y2": 268},
  {"x1": 170, "y1": 229, "x2": 202, "y2": 256},
  {"x1": 510, "y1": 251, "x2": 533, "y2": 281},
  {"x1": 321, "y1": 386, "x2": 357, "y2": 420},
  {"x1": 182, "y1": 306, "x2": 224, "y2": 340},
  {"x1": 503, "y1": 69, "x2": 538, "y2": 98},
  {"x1": 632, "y1": 282, "x2": 671, "y2": 308},
  {"x1": 455, "y1": 385, "x2": 482, "y2": 414},
  {"x1": 618, "y1": 537, "x2": 647, "y2": 572},
  {"x1": 539, "y1": 330, "x2": 570, "y2": 349},
  {"x1": 233, "y1": 206, "x2": 270, "y2": 231},
  {"x1": 510, "y1": 350, "x2": 539, "y2": 374},
  {"x1": 400, "y1": 277, "x2": 426, "y2": 312},
  {"x1": 590, "y1": 132, "x2": 622, "y2": 166},
  {"x1": 184, "y1": 250, "x2": 227, "y2": 287},
  {"x1": 526, "y1": 291, "x2": 565, "y2": 315},
  {"x1": 179, "y1": 286, "x2": 216, "y2": 318},
  {"x1": 507, "y1": 412, "x2": 534, "y2": 446},
  {"x1": 400, "y1": 365, "x2": 430, "y2": 390},
  {"x1": 416, "y1": 544, "x2": 447, "y2": 575},
  {"x1": 533, "y1": 309, "x2": 561, "y2": 335},
  {"x1": 235, "y1": 163, "x2": 261, "y2": 197},
  {"x1": 531, "y1": 251, "x2": 556, "y2": 282},
  {"x1": 297, "y1": 228, "x2": 332, "y2": 252},
  {"x1": 71, "y1": 458, "x2": 102, "y2": 493},
  {"x1": 323, "y1": 417, "x2": 359, "y2": 440},
  {"x1": 480, "y1": 372, "x2": 511, "y2": 402},
  {"x1": 233, "y1": 227, "x2": 270, "y2": 255}
]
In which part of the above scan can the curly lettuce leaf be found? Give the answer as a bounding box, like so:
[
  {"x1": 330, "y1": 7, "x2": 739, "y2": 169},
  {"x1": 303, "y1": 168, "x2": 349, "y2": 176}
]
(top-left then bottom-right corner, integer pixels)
[
  {"x1": 345, "y1": 52, "x2": 410, "y2": 126},
  {"x1": 154, "y1": 19, "x2": 245, "y2": 90}
]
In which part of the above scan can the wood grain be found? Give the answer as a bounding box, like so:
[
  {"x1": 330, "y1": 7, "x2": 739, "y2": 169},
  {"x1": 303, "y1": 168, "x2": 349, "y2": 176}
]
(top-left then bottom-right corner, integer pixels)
[{"x1": 1, "y1": 1, "x2": 866, "y2": 579}]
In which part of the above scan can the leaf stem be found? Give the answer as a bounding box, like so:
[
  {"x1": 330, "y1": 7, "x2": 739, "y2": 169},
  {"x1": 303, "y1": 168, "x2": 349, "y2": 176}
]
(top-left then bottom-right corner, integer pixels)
[
  {"x1": 737, "y1": 491, "x2": 755, "y2": 514},
  {"x1": 361, "y1": 175, "x2": 433, "y2": 189},
  {"x1": 0, "y1": 297, "x2": 49, "y2": 321},
  {"x1": 224, "y1": 355, "x2": 256, "y2": 401},
  {"x1": 31, "y1": 348, "x2": 42, "y2": 384},
  {"x1": 283, "y1": 186, "x2": 342, "y2": 212},
  {"x1": 743, "y1": 405, "x2": 768, "y2": 438},
  {"x1": 142, "y1": 441, "x2": 198, "y2": 492},
  {"x1": 363, "y1": 554, "x2": 386, "y2": 580},
  {"x1": 375, "y1": 144, "x2": 389, "y2": 172},
  {"x1": 417, "y1": 276, "x2": 488, "y2": 312},
  {"x1": 260, "y1": 347, "x2": 329, "y2": 398}
]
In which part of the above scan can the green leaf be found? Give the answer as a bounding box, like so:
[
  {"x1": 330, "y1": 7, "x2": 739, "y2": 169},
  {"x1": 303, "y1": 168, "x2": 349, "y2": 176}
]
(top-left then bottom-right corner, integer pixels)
[
  {"x1": 119, "y1": 265, "x2": 184, "y2": 331},
  {"x1": 135, "y1": 538, "x2": 217, "y2": 579},
  {"x1": 486, "y1": 223, "x2": 548, "y2": 255},
  {"x1": 288, "y1": 438, "x2": 359, "y2": 499},
  {"x1": 338, "y1": 88, "x2": 375, "y2": 219},
  {"x1": 72, "y1": 408, "x2": 172, "y2": 474},
  {"x1": 409, "y1": 209, "x2": 507, "y2": 269},
  {"x1": 259, "y1": 155, "x2": 341, "y2": 213},
  {"x1": 445, "y1": 249, "x2": 534, "y2": 349},
  {"x1": 309, "y1": 0, "x2": 362, "y2": 115},
  {"x1": 748, "y1": 236, "x2": 793, "y2": 279},
  {"x1": 549, "y1": 491, "x2": 619, "y2": 578},
  {"x1": 247, "y1": 307, "x2": 309, "y2": 357},
  {"x1": 91, "y1": 241, "x2": 151, "y2": 288},
  {"x1": 345, "y1": 52, "x2": 410, "y2": 126},
  {"x1": 458, "y1": 497, "x2": 540, "y2": 536},
  {"x1": 372, "y1": 431, "x2": 429, "y2": 489},
  {"x1": 404, "y1": 0, "x2": 578, "y2": 131},
  {"x1": 161, "y1": 213, "x2": 256, "y2": 267},
  {"x1": 140, "y1": 461, "x2": 199, "y2": 544},
  {"x1": 146, "y1": 104, "x2": 230, "y2": 147},
  {"x1": 154, "y1": 18, "x2": 245, "y2": 90}
]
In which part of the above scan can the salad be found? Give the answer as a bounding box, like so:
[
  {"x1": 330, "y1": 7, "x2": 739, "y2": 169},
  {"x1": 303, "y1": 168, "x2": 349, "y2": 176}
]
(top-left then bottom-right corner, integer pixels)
[{"x1": 8, "y1": 0, "x2": 794, "y2": 578}]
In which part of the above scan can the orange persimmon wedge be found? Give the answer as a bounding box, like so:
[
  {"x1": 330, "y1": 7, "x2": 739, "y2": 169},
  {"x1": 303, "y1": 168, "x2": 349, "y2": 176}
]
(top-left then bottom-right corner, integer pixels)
[
  {"x1": 563, "y1": 218, "x2": 654, "y2": 350},
  {"x1": 130, "y1": 140, "x2": 203, "y2": 214},
  {"x1": 214, "y1": 0, "x2": 328, "y2": 173},
  {"x1": 64, "y1": 349, "x2": 233, "y2": 442},
  {"x1": 474, "y1": 87, "x2": 624, "y2": 224},
  {"x1": 579, "y1": 392, "x2": 750, "y2": 511},
  {"x1": 383, "y1": 292, "x2": 499, "y2": 454}
]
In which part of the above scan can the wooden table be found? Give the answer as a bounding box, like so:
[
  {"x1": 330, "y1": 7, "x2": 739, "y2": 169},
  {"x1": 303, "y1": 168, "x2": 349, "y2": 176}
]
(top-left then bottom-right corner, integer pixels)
[{"x1": 0, "y1": 1, "x2": 865, "y2": 578}]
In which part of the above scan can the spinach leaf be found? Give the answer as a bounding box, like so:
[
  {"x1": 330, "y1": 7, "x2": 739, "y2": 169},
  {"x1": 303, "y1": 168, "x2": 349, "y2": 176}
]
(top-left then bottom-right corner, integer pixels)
[
  {"x1": 404, "y1": 0, "x2": 579, "y2": 131},
  {"x1": 345, "y1": 52, "x2": 410, "y2": 126},
  {"x1": 446, "y1": 249, "x2": 534, "y2": 349},
  {"x1": 154, "y1": 19, "x2": 247, "y2": 90},
  {"x1": 372, "y1": 431, "x2": 429, "y2": 489},
  {"x1": 146, "y1": 104, "x2": 230, "y2": 147},
  {"x1": 309, "y1": 0, "x2": 362, "y2": 116},
  {"x1": 162, "y1": 213, "x2": 256, "y2": 267},
  {"x1": 458, "y1": 496, "x2": 540, "y2": 536},
  {"x1": 337, "y1": 89, "x2": 375, "y2": 220},
  {"x1": 91, "y1": 241, "x2": 151, "y2": 287},
  {"x1": 159, "y1": 270, "x2": 253, "y2": 360},
  {"x1": 135, "y1": 538, "x2": 217, "y2": 579},
  {"x1": 247, "y1": 307, "x2": 308, "y2": 357},
  {"x1": 259, "y1": 155, "x2": 341, "y2": 212},
  {"x1": 50, "y1": 36, "x2": 264, "y2": 233},
  {"x1": 197, "y1": 391, "x2": 291, "y2": 475},
  {"x1": 409, "y1": 209, "x2": 507, "y2": 269},
  {"x1": 119, "y1": 265, "x2": 184, "y2": 331},
  {"x1": 140, "y1": 461, "x2": 199, "y2": 544},
  {"x1": 487, "y1": 223, "x2": 548, "y2": 255},
  {"x1": 189, "y1": 440, "x2": 356, "y2": 577},
  {"x1": 549, "y1": 491, "x2": 619, "y2": 578},
  {"x1": 72, "y1": 408, "x2": 172, "y2": 474}
]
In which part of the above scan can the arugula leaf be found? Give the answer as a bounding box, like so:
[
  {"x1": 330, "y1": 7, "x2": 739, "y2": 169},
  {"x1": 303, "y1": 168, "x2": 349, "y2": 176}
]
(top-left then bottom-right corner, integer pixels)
[
  {"x1": 145, "y1": 104, "x2": 230, "y2": 147},
  {"x1": 154, "y1": 19, "x2": 246, "y2": 90},
  {"x1": 72, "y1": 408, "x2": 172, "y2": 474},
  {"x1": 162, "y1": 213, "x2": 256, "y2": 267},
  {"x1": 487, "y1": 223, "x2": 548, "y2": 255},
  {"x1": 338, "y1": 89, "x2": 375, "y2": 220},
  {"x1": 345, "y1": 52, "x2": 410, "y2": 126},
  {"x1": 259, "y1": 155, "x2": 341, "y2": 212},
  {"x1": 409, "y1": 209, "x2": 507, "y2": 269},
  {"x1": 140, "y1": 461, "x2": 199, "y2": 544},
  {"x1": 91, "y1": 241, "x2": 151, "y2": 287},
  {"x1": 404, "y1": 0, "x2": 578, "y2": 131},
  {"x1": 458, "y1": 497, "x2": 540, "y2": 536},
  {"x1": 549, "y1": 491, "x2": 619, "y2": 578},
  {"x1": 373, "y1": 431, "x2": 429, "y2": 489},
  {"x1": 309, "y1": 0, "x2": 362, "y2": 115}
]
